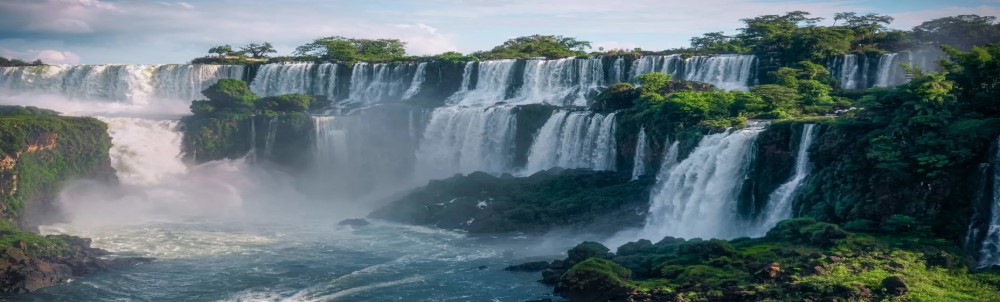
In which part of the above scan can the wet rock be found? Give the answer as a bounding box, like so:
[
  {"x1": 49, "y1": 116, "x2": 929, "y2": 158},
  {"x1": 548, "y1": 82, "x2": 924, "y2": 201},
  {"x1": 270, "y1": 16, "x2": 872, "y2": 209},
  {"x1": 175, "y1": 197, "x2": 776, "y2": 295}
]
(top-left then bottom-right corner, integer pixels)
[
  {"x1": 0, "y1": 235, "x2": 153, "y2": 295},
  {"x1": 505, "y1": 261, "x2": 551, "y2": 272}
]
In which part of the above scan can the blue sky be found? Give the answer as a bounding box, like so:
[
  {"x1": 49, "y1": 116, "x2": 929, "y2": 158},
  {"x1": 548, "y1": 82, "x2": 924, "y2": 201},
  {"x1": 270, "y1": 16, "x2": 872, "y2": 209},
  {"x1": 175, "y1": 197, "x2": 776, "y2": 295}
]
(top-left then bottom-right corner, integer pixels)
[{"x1": 0, "y1": 0, "x2": 997, "y2": 64}]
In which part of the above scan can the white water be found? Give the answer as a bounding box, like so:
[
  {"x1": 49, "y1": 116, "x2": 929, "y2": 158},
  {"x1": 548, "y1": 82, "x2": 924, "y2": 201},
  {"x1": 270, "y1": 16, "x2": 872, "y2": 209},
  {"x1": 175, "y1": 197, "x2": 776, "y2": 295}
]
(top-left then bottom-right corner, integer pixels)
[
  {"x1": 250, "y1": 62, "x2": 339, "y2": 97},
  {"x1": 415, "y1": 106, "x2": 518, "y2": 180},
  {"x1": 517, "y1": 58, "x2": 606, "y2": 106},
  {"x1": 523, "y1": 110, "x2": 617, "y2": 174},
  {"x1": 448, "y1": 60, "x2": 517, "y2": 106},
  {"x1": 874, "y1": 53, "x2": 903, "y2": 88},
  {"x1": 630, "y1": 54, "x2": 756, "y2": 91},
  {"x1": 348, "y1": 63, "x2": 415, "y2": 104},
  {"x1": 754, "y1": 124, "x2": 817, "y2": 235},
  {"x1": 99, "y1": 117, "x2": 187, "y2": 186},
  {"x1": 640, "y1": 128, "x2": 762, "y2": 240},
  {"x1": 978, "y1": 138, "x2": 1000, "y2": 267},
  {"x1": 631, "y1": 127, "x2": 649, "y2": 180},
  {"x1": 835, "y1": 55, "x2": 862, "y2": 89},
  {"x1": 401, "y1": 62, "x2": 427, "y2": 100},
  {"x1": 0, "y1": 64, "x2": 243, "y2": 112}
]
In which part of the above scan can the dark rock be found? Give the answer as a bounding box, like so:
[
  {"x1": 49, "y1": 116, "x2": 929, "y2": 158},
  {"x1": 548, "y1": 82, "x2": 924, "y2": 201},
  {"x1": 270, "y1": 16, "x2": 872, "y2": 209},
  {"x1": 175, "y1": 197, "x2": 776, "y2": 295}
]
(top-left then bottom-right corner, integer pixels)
[
  {"x1": 0, "y1": 235, "x2": 153, "y2": 295},
  {"x1": 337, "y1": 218, "x2": 371, "y2": 227},
  {"x1": 540, "y1": 269, "x2": 562, "y2": 285},
  {"x1": 881, "y1": 276, "x2": 908, "y2": 296},
  {"x1": 477, "y1": 265, "x2": 488, "y2": 270},
  {"x1": 505, "y1": 261, "x2": 550, "y2": 272}
]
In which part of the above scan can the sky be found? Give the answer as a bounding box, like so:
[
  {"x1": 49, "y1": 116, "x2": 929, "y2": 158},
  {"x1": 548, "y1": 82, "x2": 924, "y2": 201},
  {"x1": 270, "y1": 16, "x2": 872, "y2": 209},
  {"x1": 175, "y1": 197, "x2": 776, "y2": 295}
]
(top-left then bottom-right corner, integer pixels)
[{"x1": 0, "y1": 0, "x2": 997, "y2": 65}]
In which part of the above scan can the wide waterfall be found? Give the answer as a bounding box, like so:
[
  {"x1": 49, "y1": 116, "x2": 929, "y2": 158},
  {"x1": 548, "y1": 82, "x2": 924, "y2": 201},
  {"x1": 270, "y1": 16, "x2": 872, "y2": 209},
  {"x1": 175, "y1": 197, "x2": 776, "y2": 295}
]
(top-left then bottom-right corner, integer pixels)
[
  {"x1": 874, "y1": 53, "x2": 905, "y2": 88},
  {"x1": 0, "y1": 64, "x2": 243, "y2": 109},
  {"x1": 631, "y1": 127, "x2": 649, "y2": 180},
  {"x1": 401, "y1": 62, "x2": 428, "y2": 100},
  {"x1": 754, "y1": 124, "x2": 817, "y2": 235},
  {"x1": 831, "y1": 55, "x2": 863, "y2": 89},
  {"x1": 448, "y1": 60, "x2": 518, "y2": 106},
  {"x1": 629, "y1": 54, "x2": 756, "y2": 91},
  {"x1": 977, "y1": 138, "x2": 1000, "y2": 267},
  {"x1": 640, "y1": 128, "x2": 762, "y2": 240},
  {"x1": 517, "y1": 58, "x2": 606, "y2": 106},
  {"x1": 250, "y1": 62, "x2": 339, "y2": 97},
  {"x1": 523, "y1": 110, "x2": 617, "y2": 174},
  {"x1": 347, "y1": 62, "x2": 421, "y2": 103},
  {"x1": 414, "y1": 106, "x2": 518, "y2": 181}
]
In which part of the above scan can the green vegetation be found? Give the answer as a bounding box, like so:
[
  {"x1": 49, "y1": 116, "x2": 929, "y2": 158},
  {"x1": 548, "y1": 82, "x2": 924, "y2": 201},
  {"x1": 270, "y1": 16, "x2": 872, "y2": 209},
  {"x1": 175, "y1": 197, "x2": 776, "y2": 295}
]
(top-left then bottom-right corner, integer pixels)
[
  {"x1": 472, "y1": 35, "x2": 591, "y2": 59},
  {"x1": 191, "y1": 42, "x2": 276, "y2": 64},
  {"x1": 294, "y1": 36, "x2": 407, "y2": 63},
  {"x1": 0, "y1": 221, "x2": 69, "y2": 258},
  {"x1": 550, "y1": 218, "x2": 1000, "y2": 301},
  {"x1": 0, "y1": 56, "x2": 43, "y2": 67}
]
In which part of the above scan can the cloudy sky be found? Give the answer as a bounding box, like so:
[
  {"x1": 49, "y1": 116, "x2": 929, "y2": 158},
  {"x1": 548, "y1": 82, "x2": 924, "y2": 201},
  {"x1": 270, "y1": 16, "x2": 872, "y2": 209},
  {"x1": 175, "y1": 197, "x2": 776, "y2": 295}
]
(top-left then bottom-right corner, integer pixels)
[{"x1": 0, "y1": 0, "x2": 997, "y2": 64}]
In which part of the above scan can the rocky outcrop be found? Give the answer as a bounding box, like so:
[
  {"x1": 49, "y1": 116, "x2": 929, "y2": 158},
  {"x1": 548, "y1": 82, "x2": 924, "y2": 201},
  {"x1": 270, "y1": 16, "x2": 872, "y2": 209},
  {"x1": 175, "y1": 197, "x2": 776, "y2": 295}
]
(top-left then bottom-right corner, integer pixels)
[
  {"x1": 369, "y1": 169, "x2": 652, "y2": 234},
  {"x1": 0, "y1": 234, "x2": 152, "y2": 295}
]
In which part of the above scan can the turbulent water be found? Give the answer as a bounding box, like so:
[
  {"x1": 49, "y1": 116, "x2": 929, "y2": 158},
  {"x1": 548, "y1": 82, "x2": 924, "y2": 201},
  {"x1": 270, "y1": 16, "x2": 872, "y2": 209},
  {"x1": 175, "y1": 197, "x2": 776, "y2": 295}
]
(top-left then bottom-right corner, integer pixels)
[
  {"x1": 0, "y1": 64, "x2": 243, "y2": 113},
  {"x1": 977, "y1": 138, "x2": 1000, "y2": 267},
  {"x1": 640, "y1": 128, "x2": 762, "y2": 240},
  {"x1": 415, "y1": 106, "x2": 518, "y2": 180},
  {"x1": 631, "y1": 127, "x2": 649, "y2": 180},
  {"x1": 524, "y1": 110, "x2": 617, "y2": 174},
  {"x1": 630, "y1": 54, "x2": 756, "y2": 91},
  {"x1": 754, "y1": 124, "x2": 817, "y2": 235}
]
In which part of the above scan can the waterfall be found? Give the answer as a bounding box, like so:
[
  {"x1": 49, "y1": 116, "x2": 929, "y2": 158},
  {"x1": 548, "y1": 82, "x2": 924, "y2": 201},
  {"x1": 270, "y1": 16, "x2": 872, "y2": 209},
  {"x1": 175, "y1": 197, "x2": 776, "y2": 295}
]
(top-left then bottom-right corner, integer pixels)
[
  {"x1": 265, "y1": 117, "x2": 279, "y2": 157},
  {"x1": 628, "y1": 55, "x2": 755, "y2": 91},
  {"x1": 833, "y1": 55, "x2": 861, "y2": 89},
  {"x1": 99, "y1": 117, "x2": 187, "y2": 186},
  {"x1": 447, "y1": 60, "x2": 517, "y2": 106},
  {"x1": 631, "y1": 127, "x2": 649, "y2": 180},
  {"x1": 249, "y1": 117, "x2": 258, "y2": 160},
  {"x1": 347, "y1": 63, "x2": 414, "y2": 104},
  {"x1": 978, "y1": 138, "x2": 1000, "y2": 267},
  {"x1": 517, "y1": 58, "x2": 605, "y2": 106},
  {"x1": 0, "y1": 64, "x2": 243, "y2": 109},
  {"x1": 609, "y1": 57, "x2": 625, "y2": 85},
  {"x1": 640, "y1": 128, "x2": 762, "y2": 240},
  {"x1": 401, "y1": 62, "x2": 427, "y2": 100},
  {"x1": 414, "y1": 105, "x2": 518, "y2": 181},
  {"x1": 249, "y1": 62, "x2": 339, "y2": 97},
  {"x1": 874, "y1": 53, "x2": 904, "y2": 88},
  {"x1": 754, "y1": 124, "x2": 817, "y2": 235},
  {"x1": 523, "y1": 110, "x2": 617, "y2": 174}
]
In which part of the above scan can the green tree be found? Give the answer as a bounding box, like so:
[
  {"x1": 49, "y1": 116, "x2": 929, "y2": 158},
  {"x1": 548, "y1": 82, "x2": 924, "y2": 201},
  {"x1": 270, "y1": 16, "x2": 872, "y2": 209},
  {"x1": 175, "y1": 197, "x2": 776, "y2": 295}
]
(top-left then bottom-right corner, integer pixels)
[
  {"x1": 202, "y1": 79, "x2": 258, "y2": 109},
  {"x1": 240, "y1": 42, "x2": 277, "y2": 58},
  {"x1": 209, "y1": 45, "x2": 238, "y2": 57},
  {"x1": 913, "y1": 15, "x2": 1000, "y2": 50},
  {"x1": 476, "y1": 35, "x2": 591, "y2": 59},
  {"x1": 295, "y1": 36, "x2": 407, "y2": 62},
  {"x1": 257, "y1": 94, "x2": 313, "y2": 112},
  {"x1": 690, "y1": 32, "x2": 745, "y2": 53},
  {"x1": 636, "y1": 72, "x2": 672, "y2": 94}
]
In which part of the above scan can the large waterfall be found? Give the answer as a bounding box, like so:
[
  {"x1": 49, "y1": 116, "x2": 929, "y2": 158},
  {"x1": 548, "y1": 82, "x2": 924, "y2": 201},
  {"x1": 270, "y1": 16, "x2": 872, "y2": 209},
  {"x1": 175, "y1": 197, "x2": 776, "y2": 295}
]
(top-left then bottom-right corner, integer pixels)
[
  {"x1": 640, "y1": 128, "x2": 762, "y2": 240},
  {"x1": 0, "y1": 64, "x2": 243, "y2": 109},
  {"x1": 830, "y1": 55, "x2": 864, "y2": 90},
  {"x1": 978, "y1": 138, "x2": 1000, "y2": 267},
  {"x1": 448, "y1": 60, "x2": 518, "y2": 106},
  {"x1": 754, "y1": 124, "x2": 817, "y2": 235},
  {"x1": 874, "y1": 53, "x2": 905, "y2": 88},
  {"x1": 517, "y1": 58, "x2": 606, "y2": 106},
  {"x1": 414, "y1": 106, "x2": 518, "y2": 181},
  {"x1": 99, "y1": 117, "x2": 187, "y2": 185},
  {"x1": 631, "y1": 127, "x2": 649, "y2": 180},
  {"x1": 523, "y1": 110, "x2": 617, "y2": 174},
  {"x1": 250, "y1": 62, "x2": 339, "y2": 97},
  {"x1": 629, "y1": 54, "x2": 756, "y2": 91}
]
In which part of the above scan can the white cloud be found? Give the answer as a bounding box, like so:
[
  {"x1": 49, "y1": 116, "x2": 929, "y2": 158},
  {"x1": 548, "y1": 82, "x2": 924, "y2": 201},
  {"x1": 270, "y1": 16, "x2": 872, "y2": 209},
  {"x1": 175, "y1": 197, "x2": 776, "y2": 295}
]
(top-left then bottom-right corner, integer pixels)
[{"x1": 1, "y1": 48, "x2": 81, "y2": 64}]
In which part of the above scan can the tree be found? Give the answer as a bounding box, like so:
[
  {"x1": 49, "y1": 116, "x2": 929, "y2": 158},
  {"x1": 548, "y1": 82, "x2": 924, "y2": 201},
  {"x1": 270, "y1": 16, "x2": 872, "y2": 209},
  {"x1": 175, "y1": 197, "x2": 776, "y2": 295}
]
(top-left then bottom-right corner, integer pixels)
[
  {"x1": 257, "y1": 94, "x2": 313, "y2": 112},
  {"x1": 476, "y1": 35, "x2": 591, "y2": 59},
  {"x1": 201, "y1": 79, "x2": 258, "y2": 108},
  {"x1": 294, "y1": 36, "x2": 406, "y2": 62},
  {"x1": 690, "y1": 32, "x2": 745, "y2": 53},
  {"x1": 209, "y1": 45, "x2": 238, "y2": 57},
  {"x1": 240, "y1": 42, "x2": 277, "y2": 59},
  {"x1": 636, "y1": 72, "x2": 672, "y2": 94},
  {"x1": 913, "y1": 15, "x2": 1000, "y2": 50}
]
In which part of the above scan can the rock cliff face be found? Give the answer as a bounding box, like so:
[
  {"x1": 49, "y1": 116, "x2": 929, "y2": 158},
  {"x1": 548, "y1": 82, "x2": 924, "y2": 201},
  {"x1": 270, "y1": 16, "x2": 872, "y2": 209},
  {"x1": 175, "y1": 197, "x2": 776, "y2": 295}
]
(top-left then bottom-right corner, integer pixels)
[{"x1": 0, "y1": 109, "x2": 117, "y2": 229}]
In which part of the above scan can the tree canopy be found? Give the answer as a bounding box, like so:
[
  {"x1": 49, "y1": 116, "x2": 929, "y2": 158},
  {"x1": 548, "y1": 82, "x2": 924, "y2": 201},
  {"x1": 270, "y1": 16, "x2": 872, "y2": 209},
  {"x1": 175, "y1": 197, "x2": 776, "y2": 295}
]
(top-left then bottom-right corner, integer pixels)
[
  {"x1": 474, "y1": 35, "x2": 591, "y2": 59},
  {"x1": 294, "y1": 36, "x2": 407, "y2": 62}
]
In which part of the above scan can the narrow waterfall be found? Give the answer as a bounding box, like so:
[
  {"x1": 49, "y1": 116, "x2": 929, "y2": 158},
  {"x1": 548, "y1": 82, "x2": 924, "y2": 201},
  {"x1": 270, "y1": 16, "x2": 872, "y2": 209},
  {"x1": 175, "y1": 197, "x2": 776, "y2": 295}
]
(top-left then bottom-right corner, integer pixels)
[
  {"x1": 347, "y1": 62, "x2": 414, "y2": 103},
  {"x1": 0, "y1": 64, "x2": 243, "y2": 106},
  {"x1": 978, "y1": 138, "x2": 1000, "y2": 267},
  {"x1": 609, "y1": 57, "x2": 626, "y2": 85},
  {"x1": 249, "y1": 117, "x2": 258, "y2": 160},
  {"x1": 448, "y1": 60, "x2": 517, "y2": 106},
  {"x1": 401, "y1": 62, "x2": 428, "y2": 100},
  {"x1": 523, "y1": 110, "x2": 617, "y2": 174},
  {"x1": 414, "y1": 106, "x2": 518, "y2": 181},
  {"x1": 250, "y1": 62, "x2": 339, "y2": 97},
  {"x1": 834, "y1": 55, "x2": 861, "y2": 89},
  {"x1": 264, "y1": 116, "x2": 279, "y2": 157},
  {"x1": 631, "y1": 127, "x2": 649, "y2": 180},
  {"x1": 517, "y1": 58, "x2": 605, "y2": 106},
  {"x1": 99, "y1": 117, "x2": 187, "y2": 186},
  {"x1": 640, "y1": 128, "x2": 763, "y2": 240},
  {"x1": 628, "y1": 55, "x2": 755, "y2": 91},
  {"x1": 754, "y1": 124, "x2": 817, "y2": 235},
  {"x1": 874, "y1": 53, "x2": 903, "y2": 88}
]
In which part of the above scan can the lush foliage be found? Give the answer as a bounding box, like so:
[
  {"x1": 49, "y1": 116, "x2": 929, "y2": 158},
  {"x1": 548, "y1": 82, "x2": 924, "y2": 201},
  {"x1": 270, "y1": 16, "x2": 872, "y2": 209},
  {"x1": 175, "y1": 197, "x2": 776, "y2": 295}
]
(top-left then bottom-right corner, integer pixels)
[
  {"x1": 0, "y1": 57, "x2": 43, "y2": 67},
  {"x1": 913, "y1": 15, "x2": 1000, "y2": 51},
  {"x1": 472, "y1": 35, "x2": 591, "y2": 59},
  {"x1": 294, "y1": 36, "x2": 407, "y2": 63}
]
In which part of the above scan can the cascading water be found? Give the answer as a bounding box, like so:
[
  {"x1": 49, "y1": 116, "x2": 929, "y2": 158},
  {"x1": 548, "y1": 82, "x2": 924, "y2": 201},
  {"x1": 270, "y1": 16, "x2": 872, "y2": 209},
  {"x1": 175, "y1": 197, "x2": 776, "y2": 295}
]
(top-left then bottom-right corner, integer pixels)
[
  {"x1": 348, "y1": 62, "x2": 416, "y2": 104},
  {"x1": 631, "y1": 127, "x2": 649, "y2": 180},
  {"x1": 754, "y1": 124, "x2": 817, "y2": 235},
  {"x1": 0, "y1": 64, "x2": 243, "y2": 108},
  {"x1": 629, "y1": 54, "x2": 683, "y2": 80},
  {"x1": 628, "y1": 55, "x2": 755, "y2": 91},
  {"x1": 401, "y1": 62, "x2": 427, "y2": 100},
  {"x1": 874, "y1": 53, "x2": 904, "y2": 88},
  {"x1": 977, "y1": 138, "x2": 1000, "y2": 267},
  {"x1": 640, "y1": 128, "x2": 763, "y2": 240},
  {"x1": 264, "y1": 117, "x2": 279, "y2": 157},
  {"x1": 523, "y1": 110, "x2": 617, "y2": 174},
  {"x1": 99, "y1": 117, "x2": 187, "y2": 186},
  {"x1": 414, "y1": 106, "x2": 518, "y2": 181},
  {"x1": 448, "y1": 60, "x2": 517, "y2": 106},
  {"x1": 517, "y1": 58, "x2": 606, "y2": 106},
  {"x1": 833, "y1": 55, "x2": 862, "y2": 89},
  {"x1": 249, "y1": 62, "x2": 339, "y2": 97}
]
